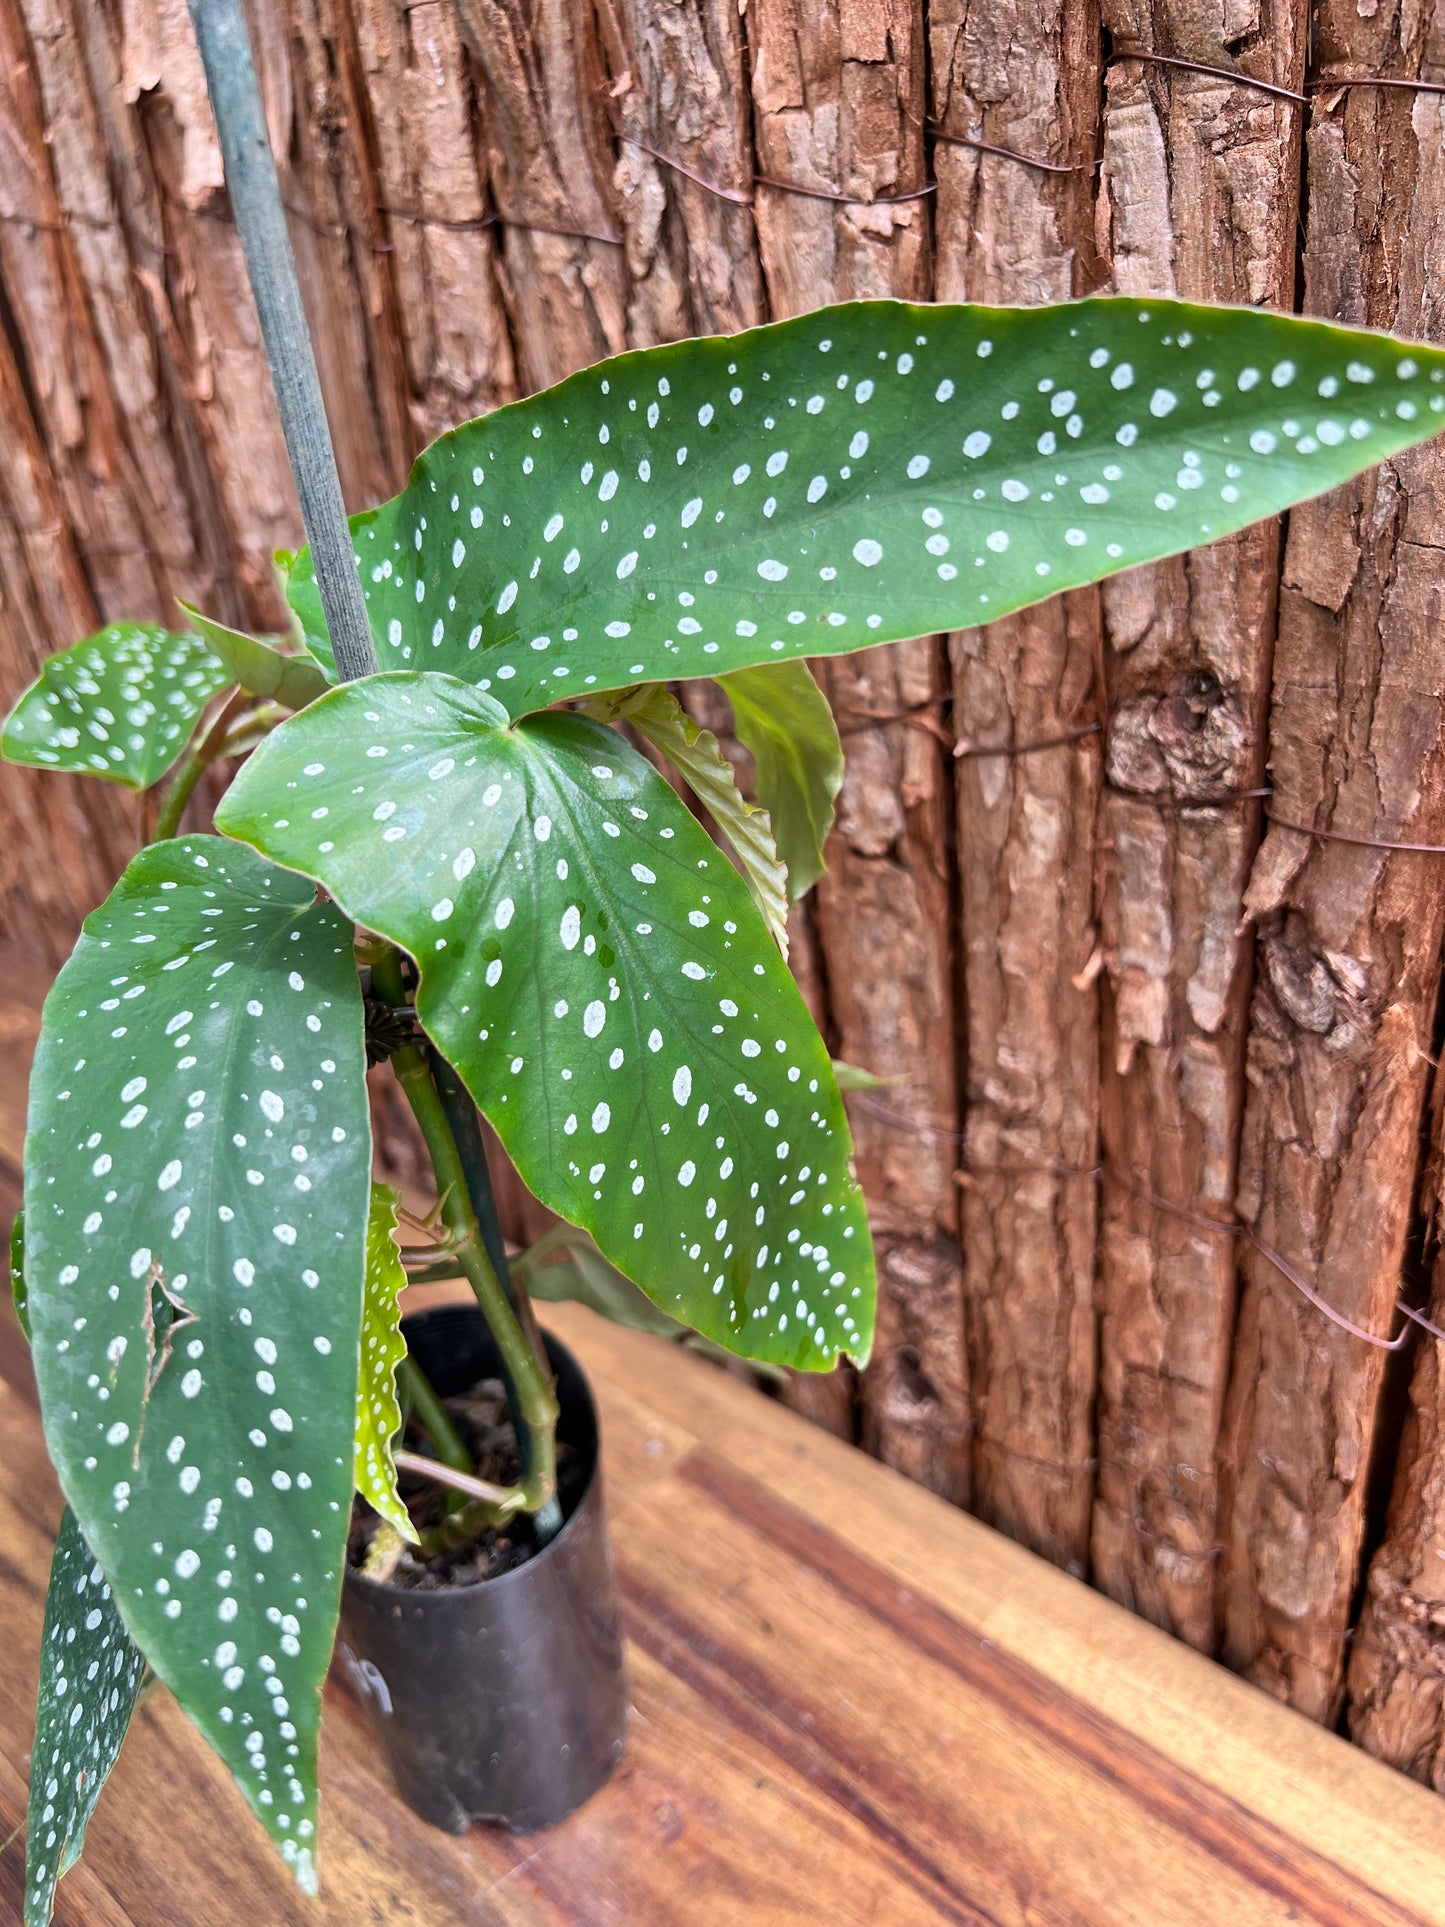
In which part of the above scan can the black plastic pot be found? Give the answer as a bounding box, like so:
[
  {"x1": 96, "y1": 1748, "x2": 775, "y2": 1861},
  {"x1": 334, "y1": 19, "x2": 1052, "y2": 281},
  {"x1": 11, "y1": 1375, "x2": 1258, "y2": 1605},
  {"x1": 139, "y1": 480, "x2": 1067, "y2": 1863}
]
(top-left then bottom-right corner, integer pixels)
[{"x1": 338, "y1": 1306, "x2": 630, "y2": 1834}]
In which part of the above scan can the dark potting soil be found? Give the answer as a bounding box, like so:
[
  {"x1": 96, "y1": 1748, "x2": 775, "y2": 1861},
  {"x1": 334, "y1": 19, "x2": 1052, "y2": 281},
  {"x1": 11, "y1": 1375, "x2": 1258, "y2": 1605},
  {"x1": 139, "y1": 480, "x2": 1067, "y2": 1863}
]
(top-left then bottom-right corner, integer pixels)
[{"x1": 347, "y1": 1377, "x2": 587, "y2": 1591}]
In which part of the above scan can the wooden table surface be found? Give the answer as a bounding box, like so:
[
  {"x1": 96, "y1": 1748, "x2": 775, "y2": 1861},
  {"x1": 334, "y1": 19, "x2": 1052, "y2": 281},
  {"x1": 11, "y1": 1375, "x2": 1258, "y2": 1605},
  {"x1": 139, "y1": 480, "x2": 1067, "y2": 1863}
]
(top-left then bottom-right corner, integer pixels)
[{"x1": 1, "y1": 955, "x2": 1443, "y2": 1926}]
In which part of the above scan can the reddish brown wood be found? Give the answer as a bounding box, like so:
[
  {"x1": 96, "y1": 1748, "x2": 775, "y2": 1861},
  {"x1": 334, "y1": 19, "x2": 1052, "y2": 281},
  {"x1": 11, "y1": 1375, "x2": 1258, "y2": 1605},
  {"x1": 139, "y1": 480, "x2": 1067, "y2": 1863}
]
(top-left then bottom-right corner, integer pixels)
[
  {"x1": 742, "y1": 0, "x2": 968, "y2": 1502},
  {"x1": 930, "y1": 0, "x2": 1103, "y2": 1568},
  {"x1": 1219, "y1": 4, "x2": 1445, "y2": 1722},
  {"x1": 1, "y1": 947, "x2": 1443, "y2": 1925},
  {"x1": 1347, "y1": 1071, "x2": 1445, "y2": 1789},
  {"x1": 9, "y1": 0, "x2": 1445, "y2": 1773},
  {"x1": 1089, "y1": 2, "x2": 1306, "y2": 1651}
]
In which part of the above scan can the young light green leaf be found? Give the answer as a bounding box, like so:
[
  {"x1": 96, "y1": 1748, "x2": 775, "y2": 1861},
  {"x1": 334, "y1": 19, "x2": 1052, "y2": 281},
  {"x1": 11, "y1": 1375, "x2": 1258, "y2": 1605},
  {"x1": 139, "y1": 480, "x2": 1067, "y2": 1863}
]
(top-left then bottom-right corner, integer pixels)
[
  {"x1": 284, "y1": 298, "x2": 1445, "y2": 714},
  {"x1": 217, "y1": 672, "x2": 875, "y2": 1370},
  {"x1": 587, "y1": 683, "x2": 790, "y2": 954},
  {"x1": 24, "y1": 836, "x2": 370, "y2": 1893},
  {"x1": 356, "y1": 1183, "x2": 417, "y2": 1543},
  {"x1": 2, "y1": 624, "x2": 229, "y2": 789},
  {"x1": 830, "y1": 1058, "x2": 891, "y2": 1093},
  {"x1": 25, "y1": 1507, "x2": 146, "y2": 1927},
  {"x1": 512, "y1": 1222, "x2": 691, "y2": 1341},
  {"x1": 179, "y1": 603, "x2": 331, "y2": 713},
  {"x1": 720, "y1": 661, "x2": 843, "y2": 899}
]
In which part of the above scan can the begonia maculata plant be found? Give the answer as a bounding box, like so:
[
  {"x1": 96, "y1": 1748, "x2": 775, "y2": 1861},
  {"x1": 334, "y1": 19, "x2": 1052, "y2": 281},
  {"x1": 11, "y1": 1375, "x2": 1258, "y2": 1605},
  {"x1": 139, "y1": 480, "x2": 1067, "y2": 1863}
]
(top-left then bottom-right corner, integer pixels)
[{"x1": 8, "y1": 294, "x2": 1445, "y2": 1917}]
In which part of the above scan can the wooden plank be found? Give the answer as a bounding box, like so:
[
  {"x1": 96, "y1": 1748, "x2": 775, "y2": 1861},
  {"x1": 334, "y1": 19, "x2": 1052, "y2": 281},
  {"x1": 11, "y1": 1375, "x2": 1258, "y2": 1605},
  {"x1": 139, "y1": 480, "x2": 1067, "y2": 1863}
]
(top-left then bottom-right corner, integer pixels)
[
  {"x1": 4, "y1": 1282, "x2": 1444, "y2": 1924},
  {"x1": 565, "y1": 1310, "x2": 1445, "y2": 1927},
  {"x1": 1, "y1": 949, "x2": 1442, "y2": 1923}
]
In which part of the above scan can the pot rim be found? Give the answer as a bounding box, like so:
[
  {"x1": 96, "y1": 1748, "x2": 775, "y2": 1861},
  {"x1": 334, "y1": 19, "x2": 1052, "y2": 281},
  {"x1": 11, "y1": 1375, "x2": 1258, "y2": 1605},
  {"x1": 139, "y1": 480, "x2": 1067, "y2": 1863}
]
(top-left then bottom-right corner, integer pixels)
[{"x1": 346, "y1": 1309, "x2": 601, "y2": 1602}]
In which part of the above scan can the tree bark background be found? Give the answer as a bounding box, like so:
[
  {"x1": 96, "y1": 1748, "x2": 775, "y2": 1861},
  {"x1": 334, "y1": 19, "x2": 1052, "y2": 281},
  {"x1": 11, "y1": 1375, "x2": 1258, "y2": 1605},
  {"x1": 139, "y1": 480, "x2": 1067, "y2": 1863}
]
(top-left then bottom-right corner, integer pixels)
[
  {"x1": 1090, "y1": 5, "x2": 1304, "y2": 1653},
  {"x1": 5, "y1": 0, "x2": 1445, "y2": 1785}
]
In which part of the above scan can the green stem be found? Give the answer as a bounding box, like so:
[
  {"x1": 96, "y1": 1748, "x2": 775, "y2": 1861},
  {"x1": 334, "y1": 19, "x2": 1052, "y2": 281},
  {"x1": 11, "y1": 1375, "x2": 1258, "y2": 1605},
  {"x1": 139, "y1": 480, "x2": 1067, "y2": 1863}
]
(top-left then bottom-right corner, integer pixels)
[
  {"x1": 151, "y1": 740, "x2": 208, "y2": 842},
  {"x1": 400, "y1": 1256, "x2": 468, "y2": 1285},
  {"x1": 396, "y1": 1356, "x2": 471, "y2": 1477},
  {"x1": 212, "y1": 701, "x2": 288, "y2": 760},
  {"x1": 417, "y1": 1493, "x2": 516, "y2": 1557},
  {"x1": 150, "y1": 685, "x2": 254, "y2": 843},
  {"x1": 375, "y1": 957, "x2": 560, "y2": 1529},
  {"x1": 426, "y1": 1045, "x2": 513, "y2": 1299},
  {"x1": 425, "y1": 1046, "x2": 555, "y2": 1398},
  {"x1": 424, "y1": 1048, "x2": 559, "y2": 1534}
]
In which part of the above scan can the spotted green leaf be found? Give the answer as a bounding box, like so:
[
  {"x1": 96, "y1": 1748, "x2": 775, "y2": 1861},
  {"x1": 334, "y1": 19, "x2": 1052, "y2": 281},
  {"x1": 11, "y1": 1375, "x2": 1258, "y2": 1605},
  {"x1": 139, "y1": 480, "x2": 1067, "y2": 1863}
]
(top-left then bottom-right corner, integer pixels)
[
  {"x1": 25, "y1": 1507, "x2": 146, "y2": 1927},
  {"x1": 720, "y1": 662, "x2": 843, "y2": 900},
  {"x1": 284, "y1": 299, "x2": 1445, "y2": 715},
  {"x1": 179, "y1": 603, "x2": 331, "y2": 713},
  {"x1": 23, "y1": 836, "x2": 370, "y2": 1892},
  {"x1": 2, "y1": 625, "x2": 229, "y2": 789},
  {"x1": 12, "y1": 1209, "x2": 29, "y2": 1341},
  {"x1": 356, "y1": 1183, "x2": 416, "y2": 1543},
  {"x1": 217, "y1": 672, "x2": 874, "y2": 1369},
  {"x1": 513, "y1": 1221, "x2": 690, "y2": 1341},
  {"x1": 587, "y1": 683, "x2": 790, "y2": 954}
]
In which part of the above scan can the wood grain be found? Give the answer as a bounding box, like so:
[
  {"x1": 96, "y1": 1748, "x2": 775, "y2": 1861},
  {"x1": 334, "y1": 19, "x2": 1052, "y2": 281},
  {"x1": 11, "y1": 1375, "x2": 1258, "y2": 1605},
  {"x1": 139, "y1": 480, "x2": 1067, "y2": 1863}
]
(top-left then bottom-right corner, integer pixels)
[
  {"x1": 3, "y1": 958, "x2": 1444, "y2": 1924},
  {"x1": 1218, "y1": 7, "x2": 1445, "y2": 1724},
  {"x1": 1089, "y1": 5, "x2": 1305, "y2": 1652},
  {"x1": 8, "y1": 0, "x2": 1445, "y2": 1776},
  {"x1": 931, "y1": 0, "x2": 1103, "y2": 1570},
  {"x1": 745, "y1": 0, "x2": 969, "y2": 1505},
  {"x1": 1347, "y1": 1046, "x2": 1445, "y2": 1789}
]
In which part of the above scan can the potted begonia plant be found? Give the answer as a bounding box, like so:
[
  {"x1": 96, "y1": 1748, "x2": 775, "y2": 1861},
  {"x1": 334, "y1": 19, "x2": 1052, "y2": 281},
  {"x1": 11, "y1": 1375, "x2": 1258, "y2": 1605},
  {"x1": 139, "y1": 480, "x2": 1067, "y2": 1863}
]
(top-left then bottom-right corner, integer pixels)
[{"x1": 8, "y1": 14, "x2": 1445, "y2": 1921}]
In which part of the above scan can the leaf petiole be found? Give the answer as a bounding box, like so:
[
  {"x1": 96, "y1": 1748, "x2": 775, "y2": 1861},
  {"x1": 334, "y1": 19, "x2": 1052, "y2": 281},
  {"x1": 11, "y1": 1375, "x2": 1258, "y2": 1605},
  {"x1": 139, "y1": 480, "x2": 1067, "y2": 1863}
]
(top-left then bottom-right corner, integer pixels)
[
  {"x1": 396, "y1": 1355, "x2": 472, "y2": 1478},
  {"x1": 373, "y1": 952, "x2": 562, "y2": 1540},
  {"x1": 392, "y1": 1448, "x2": 525, "y2": 1514},
  {"x1": 149, "y1": 684, "x2": 253, "y2": 842}
]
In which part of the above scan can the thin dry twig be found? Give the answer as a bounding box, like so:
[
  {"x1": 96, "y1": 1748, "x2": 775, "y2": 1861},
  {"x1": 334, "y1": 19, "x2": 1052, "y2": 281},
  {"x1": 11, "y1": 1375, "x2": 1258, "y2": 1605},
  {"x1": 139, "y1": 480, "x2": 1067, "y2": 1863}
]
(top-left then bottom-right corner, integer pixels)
[
  {"x1": 756, "y1": 174, "x2": 936, "y2": 207},
  {"x1": 1115, "y1": 1178, "x2": 1410, "y2": 1352},
  {"x1": 1395, "y1": 1300, "x2": 1445, "y2": 1343},
  {"x1": 378, "y1": 202, "x2": 623, "y2": 248},
  {"x1": 1113, "y1": 784, "x2": 1273, "y2": 810},
  {"x1": 1309, "y1": 74, "x2": 1445, "y2": 99},
  {"x1": 1113, "y1": 48, "x2": 1445, "y2": 107},
  {"x1": 620, "y1": 136, "x2": 752, "y2": 206}
]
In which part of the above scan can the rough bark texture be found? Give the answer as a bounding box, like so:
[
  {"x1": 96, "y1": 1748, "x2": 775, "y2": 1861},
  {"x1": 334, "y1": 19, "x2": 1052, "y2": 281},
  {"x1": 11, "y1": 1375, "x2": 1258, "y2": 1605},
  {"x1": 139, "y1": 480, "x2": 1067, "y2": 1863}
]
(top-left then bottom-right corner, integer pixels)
[
  {"x1": 815, "y1": 641, "x2": 966, "y2": 1497},
  {"x1": 9, "y1": 0, "x2": 1445, "y2": 1774},
  {"x1": 1219, "y1": 8, "x2": 1445, "y2": 1724},
  {"x1": 930, "y1": 0, "x2": 1103, "y2": 1570},
  {"x1": 453, "y1": 0, "x2": 626, "y2": 389},
  {"x1": 1347, "y1": 1062, "x2": 1445, "y2": 1790},
  {"x1": 0, "y1": 323, "x2": 135, "y2": 945},
  {"x1": 598, "y1": 0, "x2": 764, "y2": 342},
  {"x1": 354, "y1": 0, "x2": 518, "y2": 438},
  {"x1": 1089, "y1": 7, "x2": 1305, "y2": 1651},
  {"x1": 747, "y1": 0, "x2": 969, "y2": 1504}
]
